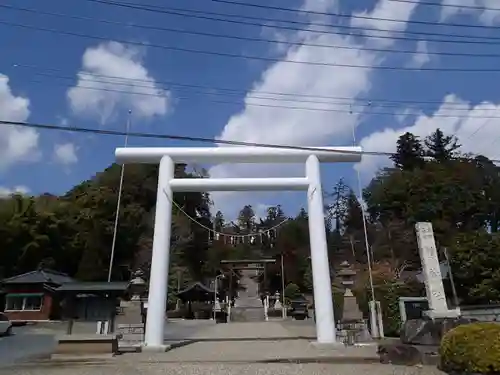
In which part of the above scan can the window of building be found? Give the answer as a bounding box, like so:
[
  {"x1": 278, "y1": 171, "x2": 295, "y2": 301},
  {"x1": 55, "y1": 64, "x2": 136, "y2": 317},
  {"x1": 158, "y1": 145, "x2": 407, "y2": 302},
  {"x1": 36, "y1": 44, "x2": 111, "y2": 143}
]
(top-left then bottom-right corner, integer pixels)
[{"x1": 5, "y1": 294, "x2": 44, "y2": 311}]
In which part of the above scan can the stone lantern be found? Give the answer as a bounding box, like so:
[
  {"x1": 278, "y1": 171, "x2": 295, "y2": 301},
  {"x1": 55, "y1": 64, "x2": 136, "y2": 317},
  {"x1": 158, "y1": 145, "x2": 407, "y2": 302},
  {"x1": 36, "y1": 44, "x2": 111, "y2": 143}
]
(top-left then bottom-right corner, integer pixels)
[
  {"x1": 337, "y1": 261, "x2": 370, "y2": 344},
  {"x1": 274, "y1": 291, "x2": 282, "y2": 310},
  {"x1": 338, "y1": 261, "x2": 362, "y2": 322},
  {"x1": 129, "y1": 269, "x2": 147, "y2": 301},
  {"x1": 338, "y1": 261, "x2": 357, "y2": 294}
]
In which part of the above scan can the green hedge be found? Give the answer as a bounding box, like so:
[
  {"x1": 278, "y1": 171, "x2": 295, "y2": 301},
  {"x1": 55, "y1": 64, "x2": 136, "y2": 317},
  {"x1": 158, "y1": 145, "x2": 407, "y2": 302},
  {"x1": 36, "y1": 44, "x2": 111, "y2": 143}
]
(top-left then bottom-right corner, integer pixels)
[{"x1": 439, "y1": 322, "x2": 500, "y2": 374}]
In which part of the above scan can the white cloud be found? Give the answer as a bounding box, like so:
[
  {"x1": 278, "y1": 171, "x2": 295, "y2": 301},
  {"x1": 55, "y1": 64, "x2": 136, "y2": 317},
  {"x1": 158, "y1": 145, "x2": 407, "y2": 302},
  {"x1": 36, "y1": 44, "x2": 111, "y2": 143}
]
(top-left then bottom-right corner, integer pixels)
[
  {"x1": 407, "y1": 41, "x2": 430, "y2": 68},
  {"x1": 300, "y1": 0, "x2": 338, "y2": 13},
  {"x1": 356, "y1": 94, "x2": 500, "y2": 177},
  {"x1": 209, "y1": 0, "x2": 422, "y2": 218},
  {"x1": 67, "y1": 41, "x2": 170, "y2": 123},
  {"x1": 0, "y1": 185, "x2": 30, "y2": 198},
  {"x1": 209, "y1": 33, "x2": 376, "y2": 218},
  {"x1": 53, "y1": 142, "x2": 78, "y2": 165},
  {"x1": 0, "y1": 74, "x2": 40, "y2": 170},
  {"x1": 351, "y1": 0, "x2": 420, "y2": 47},
  {"x1": 440, "y1": 0, "x2": 500, "y2": 25}
]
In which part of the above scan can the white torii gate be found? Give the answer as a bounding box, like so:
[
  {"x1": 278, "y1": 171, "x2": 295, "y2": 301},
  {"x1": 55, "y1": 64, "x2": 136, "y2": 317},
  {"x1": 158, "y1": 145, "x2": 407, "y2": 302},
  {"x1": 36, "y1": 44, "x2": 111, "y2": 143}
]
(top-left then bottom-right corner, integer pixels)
[{"x1": 115, "y1": 146, "x2": 362, "y2": 349}]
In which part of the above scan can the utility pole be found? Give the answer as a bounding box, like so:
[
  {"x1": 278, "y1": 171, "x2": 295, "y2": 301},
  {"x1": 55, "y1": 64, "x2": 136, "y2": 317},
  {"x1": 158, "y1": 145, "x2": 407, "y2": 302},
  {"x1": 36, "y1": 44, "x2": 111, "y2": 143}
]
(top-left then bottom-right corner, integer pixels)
[
  {"x1": 351, "y1": 122, "x2": 378, "y2": 338},
  {"x1": 444, "y1": 248, "x2": 460, "y2": 308},
  {"x1": 107, "y1": 110, "x2": 132, "y2": 283},
  {"x1": 281, "y1": 253, "x2": 286, "y2": 319}
]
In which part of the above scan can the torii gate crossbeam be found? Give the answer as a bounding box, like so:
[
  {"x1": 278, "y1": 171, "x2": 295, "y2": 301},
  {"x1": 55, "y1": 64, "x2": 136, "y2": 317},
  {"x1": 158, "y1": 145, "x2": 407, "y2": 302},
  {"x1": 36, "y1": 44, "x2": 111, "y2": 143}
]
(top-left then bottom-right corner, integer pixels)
[{"x1": 115, "y1": 146, "x2": 362, "y2": 350}]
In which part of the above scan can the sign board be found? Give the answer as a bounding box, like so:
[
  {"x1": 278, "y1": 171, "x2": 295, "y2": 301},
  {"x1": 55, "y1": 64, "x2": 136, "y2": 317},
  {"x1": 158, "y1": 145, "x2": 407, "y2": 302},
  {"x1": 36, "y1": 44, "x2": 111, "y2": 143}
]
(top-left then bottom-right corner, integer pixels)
[{"x1": 117, "y1": 323, "x2": 145, "y2": 335}]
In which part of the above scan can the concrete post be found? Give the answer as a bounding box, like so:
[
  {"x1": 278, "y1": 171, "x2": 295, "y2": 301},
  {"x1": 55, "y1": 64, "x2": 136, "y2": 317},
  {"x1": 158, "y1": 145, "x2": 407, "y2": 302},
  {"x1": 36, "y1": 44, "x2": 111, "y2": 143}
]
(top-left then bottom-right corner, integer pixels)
[
  {"x1": 143, "y1": 156, "x2": 174, "y2": 350},
  {"x1": 306, "y1": 155, "x2": 336, "y2": 344}
]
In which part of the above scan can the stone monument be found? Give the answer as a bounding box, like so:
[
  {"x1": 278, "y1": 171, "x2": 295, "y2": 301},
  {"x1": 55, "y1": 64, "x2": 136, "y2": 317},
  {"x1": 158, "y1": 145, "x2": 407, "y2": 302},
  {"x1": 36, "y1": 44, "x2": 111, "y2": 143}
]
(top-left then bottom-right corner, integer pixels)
[
  {"x1": 337, "y1": 261, "x2": 371, "y2": 344},
  {"x1": 415, "y1": 223, "x2": 459, "y2": 319},
  {"x1": 401, "y1": 222, "x2": 471, "y2": 345}
]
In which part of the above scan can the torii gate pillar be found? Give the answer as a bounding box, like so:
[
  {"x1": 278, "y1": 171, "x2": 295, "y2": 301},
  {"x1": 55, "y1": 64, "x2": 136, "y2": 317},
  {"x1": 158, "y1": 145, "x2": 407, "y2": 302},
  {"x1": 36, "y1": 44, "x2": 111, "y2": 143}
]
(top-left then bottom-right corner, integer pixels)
[{"x1": 115, "y1": 146, "x2": 362, "y2": 350}]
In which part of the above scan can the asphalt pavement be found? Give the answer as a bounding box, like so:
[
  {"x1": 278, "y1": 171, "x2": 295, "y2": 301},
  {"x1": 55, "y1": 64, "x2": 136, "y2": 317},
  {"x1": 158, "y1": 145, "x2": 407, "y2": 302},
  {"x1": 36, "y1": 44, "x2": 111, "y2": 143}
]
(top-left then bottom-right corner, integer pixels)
[
  {"x1": 0, "y1": 320, "x2": 212, "y2": 367},
  {"x1": 0, "y1": 326, "x2": 56, "y2": 367}
]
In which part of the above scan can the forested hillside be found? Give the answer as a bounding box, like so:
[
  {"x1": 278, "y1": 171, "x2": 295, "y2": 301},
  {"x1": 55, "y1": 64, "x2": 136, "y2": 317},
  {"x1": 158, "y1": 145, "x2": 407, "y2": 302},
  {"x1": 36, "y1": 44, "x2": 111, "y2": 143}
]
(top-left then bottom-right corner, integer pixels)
[{"x1": 1, "y1": 129, "x2": 500, "y2": 307}]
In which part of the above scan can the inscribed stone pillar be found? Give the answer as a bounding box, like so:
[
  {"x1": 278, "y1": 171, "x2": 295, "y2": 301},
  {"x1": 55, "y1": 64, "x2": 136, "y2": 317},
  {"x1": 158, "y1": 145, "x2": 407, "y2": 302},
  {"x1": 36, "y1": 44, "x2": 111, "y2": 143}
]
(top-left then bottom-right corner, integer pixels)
[{"x1": 415, "y1": 222, "x2": 459, "y2": 319}]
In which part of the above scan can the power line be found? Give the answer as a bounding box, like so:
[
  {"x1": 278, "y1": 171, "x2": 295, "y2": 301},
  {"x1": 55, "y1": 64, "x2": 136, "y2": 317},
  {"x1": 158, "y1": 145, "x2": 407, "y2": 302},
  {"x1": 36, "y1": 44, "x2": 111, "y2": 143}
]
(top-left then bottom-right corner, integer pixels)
[
  {"x1": 389, "y1": 0, "x2": 500, "y2": 11},
  {"x1": 9, "y1": 63, "x2": 486, "y2": 106},
  {"x1": 2, "y1": 19, "x2": 500, "y2": 72},
  {"x1": 2, "y1": 119, "x2": 499, "y2": 162},
  {"x1": 8, "y1": 74, "x2": 500, "y2": 119},
  {"x1": 5, "y1": 3, "x2": 500, "y2": 58},
  {"x1": 210, "y1": 0, "x2": 500, "y2": 29},
  {"x1": 82, "y1": 0, "x2": 500, "y2": 45},
  {"x1": 0, "y1": 119, "x2": 390, "y2": 156}
]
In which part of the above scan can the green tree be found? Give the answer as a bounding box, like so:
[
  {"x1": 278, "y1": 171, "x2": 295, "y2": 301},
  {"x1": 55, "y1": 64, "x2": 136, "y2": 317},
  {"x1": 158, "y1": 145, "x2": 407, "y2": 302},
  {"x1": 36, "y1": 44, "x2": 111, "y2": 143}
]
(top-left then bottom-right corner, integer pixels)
[
  {"x1": 390, "y1": 132, "x2": 425, "y2": 171},
  {"x1": 424, "y1": 128, "x2": 460, "y2": 162},
  {"x1": 343, "y1": 191, "x2": 369, "y2": 263},
  {"x1": 261, "y1": 205, "x2": 286, "y2": 227},
  {"x1": 364, "y1": 160, "x2": 486, "y2": 247},
  {"x1": 284, "y1": 282, "x2": 302, "y2": 302},
  {"x1": 473, "y1": 155, "x2": 500, "y2": 232},
  {"x1": 237, "y1": 205, "x2": 256, "y2": 232},
  {"x1": 214, "y1": 211, "x2": 225, "y2": 232},
  {"x1": 448, "y1": 231, "x2": 500, "y2": 304}
]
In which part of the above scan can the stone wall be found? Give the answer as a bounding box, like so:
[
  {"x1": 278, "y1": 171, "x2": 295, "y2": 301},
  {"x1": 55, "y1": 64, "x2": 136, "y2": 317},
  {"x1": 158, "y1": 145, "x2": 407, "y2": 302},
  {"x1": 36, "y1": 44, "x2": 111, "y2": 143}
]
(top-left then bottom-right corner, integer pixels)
[{"x1": 460, "y1": 304, "x2": 500, "y2": 322}]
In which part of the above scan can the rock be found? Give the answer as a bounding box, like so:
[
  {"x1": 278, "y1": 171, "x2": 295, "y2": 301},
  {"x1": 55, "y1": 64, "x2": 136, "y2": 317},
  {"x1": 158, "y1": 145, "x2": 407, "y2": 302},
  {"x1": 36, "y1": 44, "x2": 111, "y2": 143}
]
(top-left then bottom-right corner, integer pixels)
[
  {"x1": 378, "y1": 344, "x2": 422, "y2": 366},
  {"x1": 400, "y1": 317, "x2": 477, "y2": 345}
]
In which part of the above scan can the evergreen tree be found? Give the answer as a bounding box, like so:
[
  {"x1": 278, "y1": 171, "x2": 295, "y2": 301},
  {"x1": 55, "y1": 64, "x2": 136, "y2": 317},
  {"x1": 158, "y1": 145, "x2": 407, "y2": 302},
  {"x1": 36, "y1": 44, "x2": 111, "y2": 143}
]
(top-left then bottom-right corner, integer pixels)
[
  {"x1": 297, "y1": 208, "x2": 308, "y2": 221},
  {"x1": 262, "y1": 205, "x2": 286, "y2": 227},
  {"x1": 344, "y1": 192, "x2": 364, "y2": 234},
  {"x1": 424, "y1": 128, "x2": 461, "y2": 162},
  {"x1": 326, "y1": 179, "x2": 350, "y2": 231},
  {"x1": 214, "y1": 211, "x2": 225, "y2": 232},
  {"x1": 390, "y1": 132, "x2": 425, "y2": 170},
  {"x1": 237, "y1": 205, "x2": 256, "y2": 232}
]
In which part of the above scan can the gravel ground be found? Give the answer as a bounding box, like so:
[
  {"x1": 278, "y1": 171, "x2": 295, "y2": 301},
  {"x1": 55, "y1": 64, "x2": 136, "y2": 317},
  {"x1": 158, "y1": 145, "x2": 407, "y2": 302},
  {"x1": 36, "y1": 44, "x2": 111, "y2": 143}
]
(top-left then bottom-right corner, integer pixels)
[
  {"x1": 0, "y1": 362, "x2": 445, "y2": 375},
  {"x1": 128, "y1": 340, "x2": 380, "y2": 363}
]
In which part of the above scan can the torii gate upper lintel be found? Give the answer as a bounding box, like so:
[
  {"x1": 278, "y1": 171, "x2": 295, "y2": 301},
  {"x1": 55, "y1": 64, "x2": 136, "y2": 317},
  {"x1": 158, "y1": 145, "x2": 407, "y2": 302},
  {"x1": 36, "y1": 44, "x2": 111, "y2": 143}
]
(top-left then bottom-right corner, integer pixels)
[{"x1": 115, "y1": 146, "x2": 362, "y2": 349}]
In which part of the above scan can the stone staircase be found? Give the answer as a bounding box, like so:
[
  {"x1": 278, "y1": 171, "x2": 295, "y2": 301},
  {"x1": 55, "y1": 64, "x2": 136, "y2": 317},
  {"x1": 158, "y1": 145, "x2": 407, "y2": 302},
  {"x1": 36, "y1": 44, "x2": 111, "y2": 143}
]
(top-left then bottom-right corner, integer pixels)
[{"x1": 230, "y1": 271, "x2": 266, "y2": 322}]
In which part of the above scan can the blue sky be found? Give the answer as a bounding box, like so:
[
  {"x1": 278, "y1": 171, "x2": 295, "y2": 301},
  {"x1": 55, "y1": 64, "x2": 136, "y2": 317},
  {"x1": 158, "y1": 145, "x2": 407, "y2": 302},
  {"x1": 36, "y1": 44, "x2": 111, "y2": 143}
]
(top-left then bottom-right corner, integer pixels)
[{"x1": 2, "y1": 0, "x2": 500, "y2": 219}]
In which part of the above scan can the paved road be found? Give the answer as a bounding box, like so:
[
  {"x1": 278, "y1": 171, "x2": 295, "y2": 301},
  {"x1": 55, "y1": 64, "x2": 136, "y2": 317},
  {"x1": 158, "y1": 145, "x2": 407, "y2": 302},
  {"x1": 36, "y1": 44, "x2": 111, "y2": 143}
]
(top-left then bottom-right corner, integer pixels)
[
  {"x1": 164, "y1": 320, "x2": 214, "y2": 340},
  {"x1": 0, "y1": 326, "x2": 56, "y2": 368},
  {"x1": 0, "y1": 320, "x2": 211, "y2": 367}
]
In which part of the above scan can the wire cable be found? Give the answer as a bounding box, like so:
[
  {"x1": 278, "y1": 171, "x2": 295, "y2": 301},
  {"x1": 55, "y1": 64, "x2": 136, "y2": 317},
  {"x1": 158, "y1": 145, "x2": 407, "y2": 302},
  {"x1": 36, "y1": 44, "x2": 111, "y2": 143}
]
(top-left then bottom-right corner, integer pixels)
[
  {"x1": 82, "y1": 0, "x2": 500, "y2": 46},
  {"x1": 5, "y1": 3, "x2": 500, "y2": 58},
  {"x1": 210, "y1": 0, "x2": 500, "y2": 30},
  {"x1": 10, "y1": 63, "x2": 492, "y2": 107},
  {"x1": 6, "y1": 70, "x2": 496, "y2": 113},
  {"x1": 0, "y1": 118, "x2": 386, "y2": 157},
  {"x1": 107, "y1": 109, "x2": 132, "y2": 282},
  {"x1": 2, "y1": 119, "x2": 500, "y2": 162},
  {"x1": 163, "y1": 188, "x2": 289, "y2": 238},
  {"x1": 350, "y1": 120, "x2": 377, "y2": 338},
  {"x1": 2, "y1": 19, "x2": 500, "y2": 72},
  {"x1": 5, "y1": 3, "x2": 500, "y2": 54},
  {"x1": 10, "y1": 75, "x2": 500, "y2": 118},
  {"x1": 388, "y1": 0, "x2": 500, "y2": 12}
]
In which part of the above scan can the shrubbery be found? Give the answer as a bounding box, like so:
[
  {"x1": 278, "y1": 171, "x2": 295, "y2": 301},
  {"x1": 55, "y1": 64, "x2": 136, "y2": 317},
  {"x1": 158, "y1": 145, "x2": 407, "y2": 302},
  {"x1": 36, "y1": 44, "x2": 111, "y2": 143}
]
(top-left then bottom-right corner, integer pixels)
[
  {"x1": 439, "y1": 322, "x2": 500, "y2": 374},
  {"x1": 353, "y1": 280, "x2": 423, "y2": 337},
  {"x1": 284, "y1": 283, "x2": 302, "y2": 303}
]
